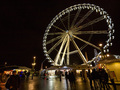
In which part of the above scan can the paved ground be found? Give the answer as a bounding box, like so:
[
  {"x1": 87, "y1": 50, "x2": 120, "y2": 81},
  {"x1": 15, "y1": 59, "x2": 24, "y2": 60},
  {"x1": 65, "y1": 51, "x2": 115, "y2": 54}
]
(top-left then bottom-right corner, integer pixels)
[
  {"x1": 19, "y1": 76, "x2": 92, "y2": 90},
  {"x1": 0, "y1": 76, "x2": 120, "y2": 90}
]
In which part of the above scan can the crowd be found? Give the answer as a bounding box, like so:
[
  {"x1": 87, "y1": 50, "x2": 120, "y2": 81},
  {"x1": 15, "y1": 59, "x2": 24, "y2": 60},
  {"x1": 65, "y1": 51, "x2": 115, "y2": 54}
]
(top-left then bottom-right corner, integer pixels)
[
  {"x1": 54, "y1": 69, "x2": 76, "y2": 89},
  {"x1": 42, "y1": 68, "x2": 116, "y2": 90},
  {"x1": 54, "y1": 68, "x2": 116, "y2": 90},
  {"x1": 1, "y1": 68, "x2": 117, "y2": 90},
  {"x1": 0, "y1": 70, "x2": 31, "y2": 90},
  {"x1": 87, "y1": 68, "x2": 116, "y2": 90}
]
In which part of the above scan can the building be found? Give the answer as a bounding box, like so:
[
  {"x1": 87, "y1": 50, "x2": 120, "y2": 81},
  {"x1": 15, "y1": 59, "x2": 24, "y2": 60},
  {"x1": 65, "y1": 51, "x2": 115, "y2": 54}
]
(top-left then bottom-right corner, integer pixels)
[{"x1": 98, "y1": 55, "x2": 120, "y2": 82}]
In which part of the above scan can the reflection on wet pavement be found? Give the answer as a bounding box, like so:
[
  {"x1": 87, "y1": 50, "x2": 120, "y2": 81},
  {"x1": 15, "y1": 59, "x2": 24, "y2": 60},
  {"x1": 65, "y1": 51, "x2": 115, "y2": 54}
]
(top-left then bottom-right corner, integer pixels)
[
  {"x1": 1, "y1": 76, "x2": 120, "y2": 90},
  {"x1": 20, "y1": 76, "x2": 91, "y2": 90}
]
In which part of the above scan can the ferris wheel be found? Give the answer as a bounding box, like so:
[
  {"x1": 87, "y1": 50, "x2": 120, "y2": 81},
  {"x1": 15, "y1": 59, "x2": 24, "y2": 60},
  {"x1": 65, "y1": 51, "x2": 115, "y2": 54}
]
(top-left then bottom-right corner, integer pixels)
[{"x1": 43, "y1": 3, "x2": 115, "y2": 66}]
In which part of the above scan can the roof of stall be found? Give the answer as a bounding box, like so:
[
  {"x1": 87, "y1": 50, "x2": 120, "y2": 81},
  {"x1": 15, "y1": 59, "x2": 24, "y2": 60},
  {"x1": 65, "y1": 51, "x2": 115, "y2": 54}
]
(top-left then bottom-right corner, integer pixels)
[
  {"x1": 0, "y1": 65, "x2": 31, "y2": 72},
  {"x1": 98, "y1": 55, "x2": 120, "y2": 64},
  {"x1": 46, "y1": 64, "x2": 92, "y2": 70}
]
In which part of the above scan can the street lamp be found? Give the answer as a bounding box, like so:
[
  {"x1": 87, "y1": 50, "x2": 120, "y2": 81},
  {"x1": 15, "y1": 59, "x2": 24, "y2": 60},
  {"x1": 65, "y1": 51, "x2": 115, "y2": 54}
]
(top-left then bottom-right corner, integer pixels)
[
  {"x1": 99, "y1": 43, "x2": 103, "y2": 47},
  {"x1": 32, "y1": 56, "x2": 36, "y2": 71}
]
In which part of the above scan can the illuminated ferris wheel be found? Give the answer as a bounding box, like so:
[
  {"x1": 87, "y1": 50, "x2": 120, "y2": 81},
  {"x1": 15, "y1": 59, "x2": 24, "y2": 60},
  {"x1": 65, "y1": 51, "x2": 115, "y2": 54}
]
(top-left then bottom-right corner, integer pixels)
[{"x1": 43, "y1": 3, "x2": 115, "y2": 66}]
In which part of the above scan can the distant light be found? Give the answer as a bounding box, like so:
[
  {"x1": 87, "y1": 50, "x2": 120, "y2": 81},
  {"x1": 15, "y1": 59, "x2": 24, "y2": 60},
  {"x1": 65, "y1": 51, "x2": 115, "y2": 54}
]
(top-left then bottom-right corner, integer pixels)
[
  {"x1": 103, "y1": 50, "x2": 106, "y2": 53},
  {"x1": 32, "y1": 63, "x2": 36, "y2": 66},
  {"x1": 63, "y1": 66, "x2": 68, "y2": 68},
  {"x1": 90, "y1": 64, "x2": 92, "y2": 66},
  {"x1": 99, "y1": 43, "x2": 103, "y2": 47},
  {"x1": 106, "y1": 54, "x2": 110, "y2": 57},
  {"x1": 99, "y1": 55, "x2": 102, "y2": 58},
  {"x1": 48, "y1": 59, "x2": 54, "y2": 62},
  {"x1": 33, "y1": 56, "x2": 36, "y2": 59}
]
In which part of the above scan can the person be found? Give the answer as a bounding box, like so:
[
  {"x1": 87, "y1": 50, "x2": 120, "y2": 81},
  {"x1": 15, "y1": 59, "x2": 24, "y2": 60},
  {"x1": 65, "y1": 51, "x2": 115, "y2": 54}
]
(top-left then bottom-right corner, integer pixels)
[
  {"x1": 99, "y1": 69, "x2": 110, "y2": 90},
  {"x1": 68, "y1": 70, "x2": 76, "y2": 89},
  {"x1": 5, "y1": 71, "x2": 20, "y2": 90},
  {"x1": 57, "y1": 70, "x2": 62, "y2": 81},
  {"x1": 65, "y1": 71, "x2": 69, "y2": 84},
  {"x1": 91, "y1": 69, "x2": 100, "y2": 90},
  {"x1": 87, "y1": 69, "x2": 93, "y2": 89},
  {"x1": 27, "y1": 71, "x2": 30, "y2": 79},
  {"x1": 108, "y1": 71, "x2": 116, "y2": 90}
]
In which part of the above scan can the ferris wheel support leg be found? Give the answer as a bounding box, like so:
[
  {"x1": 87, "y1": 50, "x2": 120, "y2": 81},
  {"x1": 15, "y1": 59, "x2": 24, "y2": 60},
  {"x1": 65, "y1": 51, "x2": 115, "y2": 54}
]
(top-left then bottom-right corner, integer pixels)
[
  {"x1": 54, "y1": 35, "x2": 67, "y2": 65},
  {"x1": 67, "y1": 36, "x2": 70, "y2": 65},
  {"x1": 60, "y1": 36, "x2": 69, "y2": 65}
]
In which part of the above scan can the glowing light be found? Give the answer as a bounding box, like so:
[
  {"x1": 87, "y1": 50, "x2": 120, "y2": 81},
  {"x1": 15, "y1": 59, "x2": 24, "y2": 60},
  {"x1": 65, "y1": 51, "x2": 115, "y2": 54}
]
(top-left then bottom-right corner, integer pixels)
[
  {"x1": 99, "y1": 55, "x2": 102, "y2": 58},
  {"x1": 99, "y1": 43, "x2": 103, "y2": 47},
  {"x1": 106, "y1": 54, "x2": 110, "y2": 57}
]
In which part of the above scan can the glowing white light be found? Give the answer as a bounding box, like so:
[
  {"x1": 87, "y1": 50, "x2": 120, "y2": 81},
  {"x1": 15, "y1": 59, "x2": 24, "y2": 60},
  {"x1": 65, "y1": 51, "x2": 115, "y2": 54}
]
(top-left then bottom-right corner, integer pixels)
[
  {"x1": 106, "y1": 54, "x2": 110, "y2": 57},
  {"x1": 100, "y1": 11, "x2": 103, "y2": 15},
  {"x1": 96, "y1": 9, "x2": 98, "y2": 12},
  {"x1": 43, "y1": 40, "x2": 46, "y2": 42},
  {"x1": 48, "y1": 59, "x2": 54, "y2": 62},
  {"x1": 112, "y1": 29, "x2": 115, "y2": 33},
  {"x1": 109, "y1": 25, "x2": 112, "y2": 29},
  {"x1": 110, "y1": 43, "x2": 112, "y2": 46},
  {"x1": 104, "y1": 15, "x2": 107, "y2": 19},
  {"x1": 43, "y1": 43, "x2": 46, "y2": 46},
  {"x1": 107, "y1": 49, "x2": 109, "y2": 52},
  {"x1": 112, "y1": 36, "x2": 115, "y2": 39},
  {"x1": 104, "y1": 50, "x2": 106, "y2": 53},
  {"x1": 43, "y1": 50, "x2": 47, "y2": 53},
  {"x1": 107, "y1": 43, "x2": 109, "y2": 46},
  {"x1": 43, "y1": 36, "x2": 47, "y2": 39},
  {"x1": 43, "y1": 47, "x2": 46, "y2": 49},
  {"x1": 45, "y1": 54, "x2": 48, "y2": 56},
  {"x1": 99, "y1": 55, "x2": 102, "y2": 58}
]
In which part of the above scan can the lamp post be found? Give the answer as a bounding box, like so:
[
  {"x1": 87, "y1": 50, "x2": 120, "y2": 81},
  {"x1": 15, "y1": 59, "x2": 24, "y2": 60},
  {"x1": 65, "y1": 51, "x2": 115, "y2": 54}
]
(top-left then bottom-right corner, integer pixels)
[{"x1": 32, "y1": 56, "x2": 36, "y2": 71}]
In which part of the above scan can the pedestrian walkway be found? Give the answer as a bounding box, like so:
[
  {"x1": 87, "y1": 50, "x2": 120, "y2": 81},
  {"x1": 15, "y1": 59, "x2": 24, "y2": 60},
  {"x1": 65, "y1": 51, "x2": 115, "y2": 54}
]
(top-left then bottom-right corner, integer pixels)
[
  {"x1": 20, "y1": 76, "x2": 92, "y2": 90},
  {"x1": 19, "y1": 76, "x2": 120, "y2": 90},
  {"x1": 1, "y1": 76, "x2": 120, "y2": 90}
]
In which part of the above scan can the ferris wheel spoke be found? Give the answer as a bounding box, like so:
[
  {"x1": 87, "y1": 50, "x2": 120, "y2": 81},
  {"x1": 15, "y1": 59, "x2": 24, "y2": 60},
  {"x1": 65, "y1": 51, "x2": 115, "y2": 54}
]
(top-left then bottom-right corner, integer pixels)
[
  {"x1": 69, "y1": 44, "x2": 90, "y2": 55},
  {"x1": 80, "y1": 34, "x2": 93, "y2": 50},
  {"x1": 69, "y1": 35, "x2": 92, "y2": 55},
  {"x1": 71, "y1": 38, "x2": 87, "y2": 64},
  {"x1": 69, "y1": 50, "x2": 78, "y2": 55},
  {"x1": 75, "y1": 9, "x2": 94, "y2": 27},
  {"x1": 60, "y1": 18, "x2": 67, "y2": 30},
  {"x1": 46, "y1": 35, "x2": 62, "y2": 45},
  {"x1": 67, "y1": 35, "x2": 70, "y2": 65},
  {"x1": 48, "y1": 32, "x2": 64, "y2": 35},
  {"x1": 53, "y1": 25, "x2": 65, "y2": 32},
  {"x1": 68, "y1": 12, "x2": 70, "y2": 29},
  {"x1": 72, "y1": 35, "x2": 101, "y2": 50},
  {"x1": 71, "y1": 9, "x2": 81, "y2": 28},
  {"x1": 76, "y1": 16, "x2": 104, "y2": 31},
  {"x1": 74, "y1": 30, "x2": 108, "y2": 35},
  {"x1": 54, "y1": 35, "x2": 68, "y2": 65},
  {"x1": 60, "y1": 36, "x2": 69, "y2": 65},
  {"x1": 48, "y1": 38, "x2": 63, "y2": 54}
]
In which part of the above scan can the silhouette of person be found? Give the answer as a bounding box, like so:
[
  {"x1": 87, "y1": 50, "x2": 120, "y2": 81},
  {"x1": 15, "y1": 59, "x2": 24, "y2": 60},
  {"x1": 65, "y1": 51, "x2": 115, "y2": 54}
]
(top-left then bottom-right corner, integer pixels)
[
  {"x1": 87, "y1": 69, "x2": 93, "y2": 89},
  {"x1": 5, "y1": 71, "x2": 20, "y2": 90}
]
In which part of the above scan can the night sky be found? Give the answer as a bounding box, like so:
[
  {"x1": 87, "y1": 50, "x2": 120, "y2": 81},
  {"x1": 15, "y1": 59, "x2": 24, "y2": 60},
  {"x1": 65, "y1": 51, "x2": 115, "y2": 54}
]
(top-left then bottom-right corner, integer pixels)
[{"x1": 0, "y1": 0, "x2": 120, "y2": 70}]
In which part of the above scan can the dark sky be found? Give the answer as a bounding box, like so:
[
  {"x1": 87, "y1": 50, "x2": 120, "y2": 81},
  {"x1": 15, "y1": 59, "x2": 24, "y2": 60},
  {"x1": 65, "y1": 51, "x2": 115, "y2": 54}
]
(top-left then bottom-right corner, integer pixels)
[{"x1": 0, "y1": 0, "x2": 120, "y2": 70}]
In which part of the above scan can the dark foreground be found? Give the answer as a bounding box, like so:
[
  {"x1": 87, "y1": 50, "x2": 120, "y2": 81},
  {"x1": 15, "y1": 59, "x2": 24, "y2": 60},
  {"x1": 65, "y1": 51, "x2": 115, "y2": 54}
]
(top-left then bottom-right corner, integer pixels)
[{"x1": 1, "y1": 76, "x2": 120, "y2": 90}]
